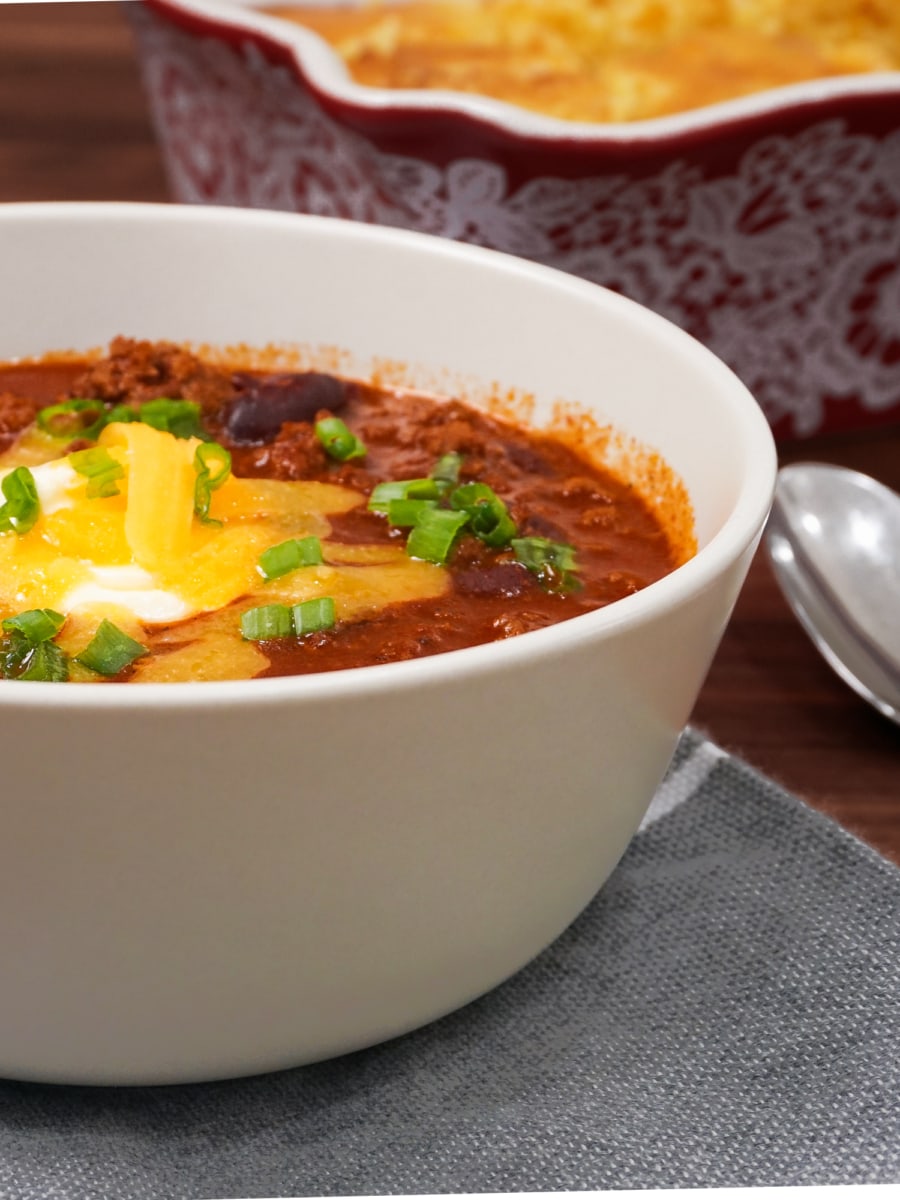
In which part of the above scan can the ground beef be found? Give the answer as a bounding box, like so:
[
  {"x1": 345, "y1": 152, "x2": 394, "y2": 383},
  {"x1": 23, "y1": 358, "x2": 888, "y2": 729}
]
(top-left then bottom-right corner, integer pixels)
[
  {"x1": 70, "y1": 337, "x2": 234, "y2": 413},
  {"x1": 0, "y1": 392, "x2": 38, "y2": 440},
  {"x1": 237, "y1": 421, "x2": 330, "y2": 481}
]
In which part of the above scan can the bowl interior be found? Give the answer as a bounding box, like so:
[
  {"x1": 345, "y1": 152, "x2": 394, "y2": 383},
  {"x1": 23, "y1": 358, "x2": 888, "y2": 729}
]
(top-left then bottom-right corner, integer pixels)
[{"x1": 0, "y1": 203, "x2": 775, "y2": 657}]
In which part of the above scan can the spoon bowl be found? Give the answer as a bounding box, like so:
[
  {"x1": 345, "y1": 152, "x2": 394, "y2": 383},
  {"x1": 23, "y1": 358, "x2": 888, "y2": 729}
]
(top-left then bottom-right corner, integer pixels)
[{"x1": 765, "y1": 462, "x2": 900, "y2": 725}]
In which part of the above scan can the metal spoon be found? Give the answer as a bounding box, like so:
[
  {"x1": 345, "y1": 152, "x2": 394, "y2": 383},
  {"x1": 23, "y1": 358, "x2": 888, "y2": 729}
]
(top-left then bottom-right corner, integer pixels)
[{"x1": 765, "y1": 462, "x2": 900, "y2": 726}]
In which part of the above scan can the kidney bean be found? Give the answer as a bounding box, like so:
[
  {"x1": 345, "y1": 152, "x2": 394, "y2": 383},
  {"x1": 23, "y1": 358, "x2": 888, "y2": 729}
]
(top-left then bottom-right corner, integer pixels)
[{"x1": 226, "y1": 372, "x2": 350, "y2": 444}]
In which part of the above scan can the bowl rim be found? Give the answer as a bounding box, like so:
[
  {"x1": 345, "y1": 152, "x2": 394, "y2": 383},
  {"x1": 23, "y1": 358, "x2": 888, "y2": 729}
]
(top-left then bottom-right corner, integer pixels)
[
  {"x1": 144, "y1": 0, "x2": 900, "y2": 145},
  {"x1": 0, "y1": 201, "x2": 776, "y2": 710}
]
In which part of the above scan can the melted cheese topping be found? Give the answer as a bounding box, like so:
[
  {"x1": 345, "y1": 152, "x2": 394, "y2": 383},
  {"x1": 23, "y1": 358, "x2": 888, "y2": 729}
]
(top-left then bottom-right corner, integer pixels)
[
  {"x1": 0, "y1": 423, "x2": 450, "y2": 680},
  {"x1": 270, "y1": 0, "x2": 900, "y2": 122}
]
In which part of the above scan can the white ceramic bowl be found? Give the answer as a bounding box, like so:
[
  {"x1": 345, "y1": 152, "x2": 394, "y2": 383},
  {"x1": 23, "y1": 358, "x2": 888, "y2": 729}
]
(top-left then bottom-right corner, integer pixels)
[{"x1": 0, "y1": 203, "x2": 775, "y2": 1085}]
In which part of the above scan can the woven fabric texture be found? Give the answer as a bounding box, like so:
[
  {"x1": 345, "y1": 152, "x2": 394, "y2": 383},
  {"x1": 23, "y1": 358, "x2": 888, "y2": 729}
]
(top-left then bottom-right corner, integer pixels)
[{"x1": 1, "y1": 730, "x2": 897, "y2": 1198}]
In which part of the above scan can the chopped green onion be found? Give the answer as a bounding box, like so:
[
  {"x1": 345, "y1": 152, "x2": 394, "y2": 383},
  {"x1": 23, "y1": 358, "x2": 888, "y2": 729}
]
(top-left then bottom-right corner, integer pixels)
[
  {"x1": 2, "y1": 608, "x2": 65, "y2": 644},
  {"x1": 75, "y1": 619, "x2": 147, "y2": 676},
  {"x1": 35, "y1": 397, "x2": 207, "y2": 445},
  {"x1": 368, "y1": 481, "x2": 408, "y2": 512},
  {"x1": 104, "y1": 404, "x2": 138, "y2": 425},
  {"x1": 17, "y1": 639, "x2": 69, "y2": 683},
  {"x1": 430, "y1": 452, "x2": 463, "y2": 494},
  {"x1": 511, "y1": 536, "x2": 580, "y2": 593},
  {"x1": 450, "y1": 481, "x2": 517, "y2": 548},
  {"x1": 315, "y1": 417, "x2": 366, "y2": 462},
  {"x1": 241, "y1": 597, "x2": 336, "y2": 640},
  {"x1": 36, "y1": 398, "x2": 108, "y2": 442},
  {"x1": 368, "y1": 477, "x2": 439, "y2": 513},
  {"x1": 240, "y1": 603, "x2": 295, "y2": 641},
  {"x1": 0, "y1": 466, "x2": 39, "y2": 536},
  {"x1": 193, "y1": 441, "x2": 232, "y2": 526},
  {"x1": 68, "y1": 446, "x2": 125, "y2": 499},
  {"x1": 293, "y1": 596, "x2": 335, "y2": 635},
  {"x1": 406, "y1": 507, "x2": 469, "y2": 565},
  {"x1": 1, "y1": 616, "x2": 69, "y2": 681},
  {"x1": 139, "y1": 397, "x2": 207, "y2": 441},
  {"x1": 258, "y1": 536, "x2": 324, "y2": 581},
  {"x1": 386, "y1": 498, "x2": 438, "y2": 527},
  {"x1": 0, "y1": 629, "x2": 31, "y2": 679},
  {"x1": 0, "y1": 610, "x2": 71, "y2": 681}
]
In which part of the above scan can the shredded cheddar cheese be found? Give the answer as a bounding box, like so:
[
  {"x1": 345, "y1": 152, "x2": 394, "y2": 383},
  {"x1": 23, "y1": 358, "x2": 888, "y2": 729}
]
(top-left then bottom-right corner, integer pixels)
[
  {"x1": 0, "y1": 423, "x2": 450, "y2": 681},
  {"x1": 103, "y1": 422, "x2": 196, "y2": 570}
]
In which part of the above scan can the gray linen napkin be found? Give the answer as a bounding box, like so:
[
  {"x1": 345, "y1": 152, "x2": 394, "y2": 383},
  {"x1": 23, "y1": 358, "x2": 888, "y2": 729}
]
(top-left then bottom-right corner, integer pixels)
[{"x1": 1, "y1": 729, "x2": 898, "y2": 1199}]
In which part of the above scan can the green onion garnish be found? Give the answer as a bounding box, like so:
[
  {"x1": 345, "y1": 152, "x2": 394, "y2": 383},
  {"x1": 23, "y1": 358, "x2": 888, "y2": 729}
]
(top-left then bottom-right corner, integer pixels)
[
  {"x1": 240, "y1": 603, "x2": 295, "y2": 641},
  {"x1": 315, "y1": 417, "x2": 366, "y2": 462},
  {"x1": 139, "y1": 397, "x2": 208, "y2": 441},
  {"x1": 406, "y1": 507, "x2": 470, "y2": 565},
  {"x1": 1, "y1": 603, "x2": 69, "y2": 681},
  {"x1": 368, "y1": 478, "x2": 439, "y2": 513},
  {"x1": 0, "y1": 607, "x2": 70, "y2": 683},
  {"x1": 193, "y1": 441, "x2": 232, "y2": 526},
  {"x1": 240, "y1": 597, "x2": 337, "y2": 640},
  {"x1": 17, "y1": 639, "x2": 69, "y2": 683},
  {"x1": 430, "y1": 452, "x2": 463, "y2": 494},
  {"x1": 1, "y1": 629, "x2": 31, "y2": 680},
  {"x1": 68, "y1": 446, "x2": 125, "y2": 499},
  {"x1": 450, "y1": 481, "x2": 517, "y2": 548},
  {"x1": 104, "y1": 404, "x2": 139, "y2": 426},
  {"x1": 35, "y1": 397, "x2": 209, "y2": 445},
  {"x1": 36, "y1": 398, "x2": 108, "y2": 442},
  {"x1": 258, "y1": 536, "x2": 324, "y2": 581},
  {"x1": 386, "y1": 498, "x2": 439, "y2": 527},
  {"x1": 0, "y1": 466, "x2": 40, "y2": 536},
  {"x1": 75, "y1": 619, "x2": 148, "y2": 676},
  {"x1": 512, "y1": 536, "x2": 580, "y2": 593},
  {"x1": 2, "y1": 608, "x2": 65, "y2": 644},
  {"x1": 293, "y1": 596, "x2": 335, "y2": 635}
]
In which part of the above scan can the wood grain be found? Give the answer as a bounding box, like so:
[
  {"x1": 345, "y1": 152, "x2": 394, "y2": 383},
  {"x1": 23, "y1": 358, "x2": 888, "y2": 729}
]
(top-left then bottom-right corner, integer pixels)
[
  {"x1": 2, "y1": 1, "x2": 898, "y2": 861},
  {"x1": 0, "y1": 2, "x2": 168, "y2": 204}
]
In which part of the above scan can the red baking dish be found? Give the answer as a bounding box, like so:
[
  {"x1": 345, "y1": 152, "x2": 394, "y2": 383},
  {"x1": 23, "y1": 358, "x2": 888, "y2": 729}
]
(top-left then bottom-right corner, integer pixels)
[{"x1": 131, "y1": 0, "x2": 900, "y2": 440}]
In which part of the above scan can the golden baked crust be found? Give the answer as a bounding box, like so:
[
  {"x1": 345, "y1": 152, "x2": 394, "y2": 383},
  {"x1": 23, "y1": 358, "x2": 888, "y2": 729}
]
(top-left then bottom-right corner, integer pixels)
[{"x1": 268, "y1": 0, "x2": 900, "y2": 122}]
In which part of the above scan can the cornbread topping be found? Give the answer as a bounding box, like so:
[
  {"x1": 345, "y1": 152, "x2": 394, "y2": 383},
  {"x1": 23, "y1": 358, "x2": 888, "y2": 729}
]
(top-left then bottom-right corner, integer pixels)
[{"x1": 267, "y1": 0, "x2": 900, "y2": 122}]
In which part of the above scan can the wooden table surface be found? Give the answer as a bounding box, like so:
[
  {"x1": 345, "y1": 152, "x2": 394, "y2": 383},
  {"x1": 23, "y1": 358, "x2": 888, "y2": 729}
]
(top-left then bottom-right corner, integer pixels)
[{"x1": 3, "y1": 3, "x2": 899, "y2": 861}]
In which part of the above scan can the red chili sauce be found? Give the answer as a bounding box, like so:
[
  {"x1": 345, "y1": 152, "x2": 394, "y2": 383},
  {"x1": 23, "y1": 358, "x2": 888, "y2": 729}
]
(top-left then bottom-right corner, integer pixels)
[{"x1": 0, "y1": 339, "x2": 684, "y2": 679}]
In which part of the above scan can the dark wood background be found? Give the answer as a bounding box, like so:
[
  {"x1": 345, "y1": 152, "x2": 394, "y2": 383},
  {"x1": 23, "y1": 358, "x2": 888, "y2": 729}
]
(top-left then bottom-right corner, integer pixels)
[{"x1": 2, "y1": 2, "x2": 898, "y2": 861}]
